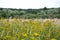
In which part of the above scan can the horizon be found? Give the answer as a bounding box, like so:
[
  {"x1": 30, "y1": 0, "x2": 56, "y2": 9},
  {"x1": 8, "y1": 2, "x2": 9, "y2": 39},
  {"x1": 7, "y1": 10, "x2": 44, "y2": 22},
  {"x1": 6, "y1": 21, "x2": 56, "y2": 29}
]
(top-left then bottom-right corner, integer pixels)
[{"x1": 0, "y1": 7, "x2": 60, "y2": 9}]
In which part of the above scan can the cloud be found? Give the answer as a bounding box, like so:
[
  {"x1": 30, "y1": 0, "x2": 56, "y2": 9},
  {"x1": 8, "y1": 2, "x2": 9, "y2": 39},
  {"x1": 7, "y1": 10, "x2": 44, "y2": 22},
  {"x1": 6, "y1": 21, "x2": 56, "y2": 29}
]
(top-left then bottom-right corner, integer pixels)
[{"x1": 0, "y1": 0, "x2": 60, "y2": 9}]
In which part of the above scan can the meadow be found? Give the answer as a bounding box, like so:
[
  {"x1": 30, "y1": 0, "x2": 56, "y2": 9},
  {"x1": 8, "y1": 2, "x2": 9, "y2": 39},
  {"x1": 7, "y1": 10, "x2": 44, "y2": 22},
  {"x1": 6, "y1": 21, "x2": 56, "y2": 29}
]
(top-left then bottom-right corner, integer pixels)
[{"x1": 0, "y1": 18, "x2": 60, "y2": 40}]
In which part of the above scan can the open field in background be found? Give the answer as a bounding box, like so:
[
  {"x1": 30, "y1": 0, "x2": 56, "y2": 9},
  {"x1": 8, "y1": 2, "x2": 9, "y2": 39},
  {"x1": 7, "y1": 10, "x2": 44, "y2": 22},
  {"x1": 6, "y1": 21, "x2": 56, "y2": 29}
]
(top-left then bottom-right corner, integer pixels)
[{"x1": 0, "y1": 18, "x2": 60, "y2": 40}]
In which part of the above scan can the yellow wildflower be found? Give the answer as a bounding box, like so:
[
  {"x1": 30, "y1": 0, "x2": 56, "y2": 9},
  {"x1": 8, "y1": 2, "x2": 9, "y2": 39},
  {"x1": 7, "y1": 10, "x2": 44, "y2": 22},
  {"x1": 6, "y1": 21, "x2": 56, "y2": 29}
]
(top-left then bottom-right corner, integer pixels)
[
  {"x1": 30, "y1": 37, "x2": 35, "y2": 40},
  {"x1": 5, "y1": 36, "x2": 11, "y2": 38},
  {"x1": 44, "y1": 20, "x2": 51, "y2": 26},
  {"x1": 51, "y1": 38, "x2": 56, "y2": 40},
  {"x1": 21, "y1": 39, "x2": 24, "y2": 40},
  {"x1": 33, "y1": 32, "x2": 39, "y2": 37},
  {"x1": 22, "y1": 33, "x2": 27, "y2": 37}
]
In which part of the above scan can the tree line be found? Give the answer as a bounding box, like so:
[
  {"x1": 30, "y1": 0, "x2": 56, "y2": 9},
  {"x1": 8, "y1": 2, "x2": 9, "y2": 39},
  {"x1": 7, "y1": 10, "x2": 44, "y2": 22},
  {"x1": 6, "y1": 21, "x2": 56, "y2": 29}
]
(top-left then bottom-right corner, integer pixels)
[{"x1": 0, "y1": 7, "x2": 60, "y2": 19}]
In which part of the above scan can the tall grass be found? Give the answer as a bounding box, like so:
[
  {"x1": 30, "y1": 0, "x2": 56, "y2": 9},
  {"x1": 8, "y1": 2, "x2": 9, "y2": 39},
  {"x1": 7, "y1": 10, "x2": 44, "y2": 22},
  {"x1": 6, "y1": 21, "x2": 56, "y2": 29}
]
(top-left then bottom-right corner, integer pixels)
[{"x1": 0, "y1": 18, "x2": 60, "y2": 40}]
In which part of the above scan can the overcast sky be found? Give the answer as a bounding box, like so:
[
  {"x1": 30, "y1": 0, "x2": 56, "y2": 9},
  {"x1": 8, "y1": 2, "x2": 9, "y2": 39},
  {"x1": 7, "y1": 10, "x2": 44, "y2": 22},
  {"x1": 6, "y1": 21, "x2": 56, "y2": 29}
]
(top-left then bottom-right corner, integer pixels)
[{"x1": 0, "y1": 0, "x2": 60, "y2": 9}]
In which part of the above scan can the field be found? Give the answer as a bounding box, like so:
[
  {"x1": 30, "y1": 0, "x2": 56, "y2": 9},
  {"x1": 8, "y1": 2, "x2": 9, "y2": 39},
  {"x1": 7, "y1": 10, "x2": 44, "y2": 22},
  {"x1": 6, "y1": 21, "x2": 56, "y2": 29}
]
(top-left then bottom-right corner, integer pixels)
[{"x1": 0, "y1": 18, "x2": 60, "y2": 40}]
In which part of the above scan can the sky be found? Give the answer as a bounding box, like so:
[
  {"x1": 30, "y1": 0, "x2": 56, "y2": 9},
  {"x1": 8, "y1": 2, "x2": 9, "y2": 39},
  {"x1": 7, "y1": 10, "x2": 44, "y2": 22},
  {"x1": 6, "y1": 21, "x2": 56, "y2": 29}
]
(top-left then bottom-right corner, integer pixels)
[{"x1": 0, "y1": 0, "x2": 60, "y2": 9}]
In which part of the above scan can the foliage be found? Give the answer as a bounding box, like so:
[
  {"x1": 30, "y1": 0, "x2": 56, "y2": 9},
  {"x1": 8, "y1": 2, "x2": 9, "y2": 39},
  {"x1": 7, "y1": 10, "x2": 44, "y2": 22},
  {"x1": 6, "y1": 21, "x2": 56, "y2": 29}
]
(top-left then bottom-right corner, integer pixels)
[{"x1": 0, "y1": 7, "x2": 60, "y2": 19}]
